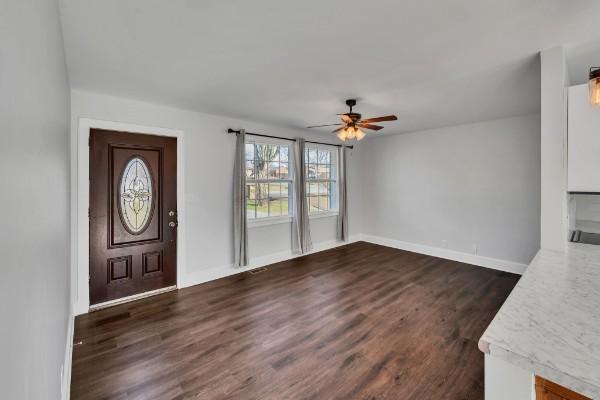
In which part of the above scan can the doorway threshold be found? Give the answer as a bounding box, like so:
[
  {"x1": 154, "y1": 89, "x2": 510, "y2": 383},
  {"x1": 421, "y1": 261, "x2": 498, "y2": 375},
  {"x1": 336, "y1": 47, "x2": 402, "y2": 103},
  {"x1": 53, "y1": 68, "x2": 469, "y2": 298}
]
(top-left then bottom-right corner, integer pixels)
[{"x1": 89, "y1": 285, "x2": 177, "y2": 312}]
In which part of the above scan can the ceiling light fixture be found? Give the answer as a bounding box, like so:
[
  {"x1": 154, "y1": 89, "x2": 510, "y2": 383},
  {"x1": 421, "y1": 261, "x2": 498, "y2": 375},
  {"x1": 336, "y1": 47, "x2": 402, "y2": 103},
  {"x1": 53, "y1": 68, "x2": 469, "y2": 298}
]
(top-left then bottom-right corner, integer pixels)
[
  {"x1": 590, "y1": 67, "x2": 600, "y2": 106},
  {"x1": 336, "y1": 126, "x2": 366, "y2": 142},
  {"x1": 307, "y1": 99, "x2": 398, "y2": 141}
]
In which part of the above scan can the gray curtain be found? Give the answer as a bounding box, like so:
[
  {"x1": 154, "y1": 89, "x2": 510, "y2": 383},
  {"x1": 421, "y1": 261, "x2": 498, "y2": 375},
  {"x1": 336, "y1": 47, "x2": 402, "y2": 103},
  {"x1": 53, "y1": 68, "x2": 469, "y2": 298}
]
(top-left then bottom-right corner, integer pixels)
[
  {"x1": 337, "y1": 146, "x2": 349, "y2": 241},
  {"x1": 233, "y1": 129, "x2": 248, "y2": 267},
  {"x1": 292, "y1": 138, "x2": 313, "y2": 254}
]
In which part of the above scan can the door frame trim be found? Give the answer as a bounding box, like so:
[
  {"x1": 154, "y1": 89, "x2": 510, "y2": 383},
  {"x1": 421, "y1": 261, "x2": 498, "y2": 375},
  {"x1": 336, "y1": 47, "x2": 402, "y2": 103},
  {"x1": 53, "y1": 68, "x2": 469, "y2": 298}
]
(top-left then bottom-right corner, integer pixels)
[{"x1": 73, "y1": 118, "x2": 186, "y2": 315}]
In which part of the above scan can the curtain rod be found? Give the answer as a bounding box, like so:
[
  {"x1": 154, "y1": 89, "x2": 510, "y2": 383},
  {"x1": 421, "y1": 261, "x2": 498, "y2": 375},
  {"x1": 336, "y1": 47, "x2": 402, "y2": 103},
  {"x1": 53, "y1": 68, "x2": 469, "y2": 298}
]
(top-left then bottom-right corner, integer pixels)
[{"x1": 227, "y1": 129, "x2": 353, "y2": 149}]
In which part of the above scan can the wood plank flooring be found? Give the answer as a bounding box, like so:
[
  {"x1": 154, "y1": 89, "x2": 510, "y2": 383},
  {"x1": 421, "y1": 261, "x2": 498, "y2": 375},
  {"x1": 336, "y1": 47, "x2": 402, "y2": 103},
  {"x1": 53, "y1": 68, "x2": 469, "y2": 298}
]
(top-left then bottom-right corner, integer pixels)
[{"x1": 71, "y1": 241, "x2": 519, "y2": 400}]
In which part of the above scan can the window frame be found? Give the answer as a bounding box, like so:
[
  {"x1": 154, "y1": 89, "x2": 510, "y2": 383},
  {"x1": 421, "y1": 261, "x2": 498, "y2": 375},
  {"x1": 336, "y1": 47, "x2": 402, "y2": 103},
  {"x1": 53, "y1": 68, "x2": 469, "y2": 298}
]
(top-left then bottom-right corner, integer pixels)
[
  {"x1": 304, "y1": 144, "x2": 339, "y2": 217},
  {"x1": 245, "y1": 137, "x2": 294, "y2": 227}
]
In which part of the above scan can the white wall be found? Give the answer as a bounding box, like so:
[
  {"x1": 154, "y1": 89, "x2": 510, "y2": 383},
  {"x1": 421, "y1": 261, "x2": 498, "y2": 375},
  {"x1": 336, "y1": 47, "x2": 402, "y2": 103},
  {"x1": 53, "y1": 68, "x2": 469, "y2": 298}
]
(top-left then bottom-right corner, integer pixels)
[
  {"x1": 540, "y1": 46, "x2": 569, "y2": 251},
  {"x1": 0, "y1": 0, "x2": 71, "y2": 398},
  {"x1": 356, "y1": 114, "x2": 541, "y2": 266},
  {"x1": 70, "y1": 90, "x2": 361, "y2": 313}
]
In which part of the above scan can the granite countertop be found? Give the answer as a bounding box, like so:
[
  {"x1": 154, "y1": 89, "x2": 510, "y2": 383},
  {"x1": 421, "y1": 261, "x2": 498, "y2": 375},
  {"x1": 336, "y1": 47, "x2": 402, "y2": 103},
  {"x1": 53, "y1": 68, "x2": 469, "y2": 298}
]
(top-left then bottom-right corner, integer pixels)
[{"x1": 479, "y1": 243, "x2": 600, "y2": 399}]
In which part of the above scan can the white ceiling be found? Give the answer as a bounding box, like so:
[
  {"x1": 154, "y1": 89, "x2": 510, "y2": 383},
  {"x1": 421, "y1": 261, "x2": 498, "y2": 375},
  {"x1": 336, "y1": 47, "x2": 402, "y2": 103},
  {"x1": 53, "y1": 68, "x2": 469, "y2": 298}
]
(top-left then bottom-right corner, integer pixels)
[{"x1": 59, "y1": 0, "x2": 600, "y2": 135}]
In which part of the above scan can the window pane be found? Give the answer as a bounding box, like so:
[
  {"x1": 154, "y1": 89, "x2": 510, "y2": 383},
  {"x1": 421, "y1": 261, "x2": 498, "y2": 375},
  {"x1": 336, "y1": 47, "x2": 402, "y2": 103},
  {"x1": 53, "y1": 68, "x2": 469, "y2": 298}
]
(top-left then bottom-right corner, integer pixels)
[
  {"x1": 256, "y1": 144, "x2": 278, "y2": 162},
  {"x1": 318, "y1": 149, "x2": 331, "y2": 164},
  {"x1": 318, "y1": 182, "x2": 328, "y2": 195},
  {"x1": 247, "y1": 183, "x2": 256, "y2": 200},
  {"x1": 119, "y1": 157, "x2": 153, "y2": 233},
  {"x1": 268, "y1": 182, "x2": 281, "y2": 199},
  {"x1": 330, "y1": 161, "x2": 337, "y2": 179},
  {"x1": 255, "y1": 159, "x2": 268, "y2": 179},
  {"x1": 245, "y1": 160, "x2": 255, "y2": 178},
  {"x1": 280, "y1": 162, "x2": 289, "y2": 179},
  {"x1": 281, "y1": 182, "x2": 290, "y2": 196},
  {"x1": 256, "y1": 183, "x2": 269, "y2": 218},
  {"x1": 282, "y1": 197, "x2": 289, "y2": 215},
  {"x1": 268, "y1": 161, "x2": 280, "y2": 179},
  {"x1": 307, "y1": 148, "x2": 318, "y2": 163},
  {"x1": 270, "y1": 144, "x2": 280, "y2": 161},
  {"x1": 280, "y1": 146, "x2": 289, "y2": 162},
  {"x1": 245, "y1": 143, "x2": 254, "y2": 161},
  {"x1": 306, "y1": 181, "x2": 319, "y2": 196},
  {"x1": 269, "y1": 198, "x2": 282, "y2": 217},
  {"x1": 318, "y1": 195, "x2": 329, "y2": 211},
  {"x1": 329, "y1": 181, "x2": 337, "y2": 209},
  {"x1": 306, "y1": 163, "x2": 317, "y2": 180},
  {"x1": 255, "y1": 144, "x2": 265, "y2": 159},
  {"x1": 246, "y1": 201, "x2": 256, "y2": 219},
  {"x1": 318, "y1": 182, "x2": 329, "y2": 212},
  {"x1": 308, "y1": 195, "x2": 319, "y2": 213},
  {"x1": 281, "y1": 182, "x2": 290, "y2": 215},
  {"x1": 268, "y1": 183, "x2": 285, "y2": 217},
  {"x1": 317, "y1": 164, "x2": 330, "y2": 179}
]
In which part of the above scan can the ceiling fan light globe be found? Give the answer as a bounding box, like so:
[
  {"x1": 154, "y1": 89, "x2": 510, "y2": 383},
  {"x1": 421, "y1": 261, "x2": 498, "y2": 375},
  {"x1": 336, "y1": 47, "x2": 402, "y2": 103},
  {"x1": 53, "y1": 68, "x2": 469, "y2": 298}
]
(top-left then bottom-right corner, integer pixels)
[
  {"x1": 355, "y1": 128, "x2": 366, "y2": 140},
  {"x1": 346, "y1": 127, "x2": 356, "y2": 139},
  {"x1": 337, "y1": 131, "x2": 347, "y2": 141}
]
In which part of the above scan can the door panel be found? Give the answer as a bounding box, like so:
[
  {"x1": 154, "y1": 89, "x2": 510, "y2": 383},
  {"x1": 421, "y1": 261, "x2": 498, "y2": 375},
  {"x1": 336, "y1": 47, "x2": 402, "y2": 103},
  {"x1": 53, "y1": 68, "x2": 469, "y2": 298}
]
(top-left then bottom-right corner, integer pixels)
[{"x1": 90, "y1": 129, "x2": 177, "y2": 305}]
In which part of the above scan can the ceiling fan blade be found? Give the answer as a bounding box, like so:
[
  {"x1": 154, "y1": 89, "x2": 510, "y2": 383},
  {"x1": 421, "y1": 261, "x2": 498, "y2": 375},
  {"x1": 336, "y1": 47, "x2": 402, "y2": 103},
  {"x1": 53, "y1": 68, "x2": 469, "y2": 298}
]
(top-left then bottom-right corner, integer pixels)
[
  {"x1": 359, "y1": 115, "x2": 398, "y2": 124},
  {"x1": 306, "y1": 123, "x2": 343, "y2": 129},
  {"x1": 332, "y1": 127, "x2": 345, "y2": 133},
  {"x1": 357, "y1": 123, "x2": 384, "y2": 131},
  {"x1": 340, "y1": 114, "x2": 353, "y2": 124}
]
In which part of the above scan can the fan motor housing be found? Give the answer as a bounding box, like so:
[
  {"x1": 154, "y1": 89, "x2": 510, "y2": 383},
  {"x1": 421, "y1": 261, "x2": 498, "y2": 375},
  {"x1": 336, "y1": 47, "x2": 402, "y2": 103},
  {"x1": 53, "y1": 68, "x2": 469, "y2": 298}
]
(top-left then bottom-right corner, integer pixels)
[{"x1": 346, "y1": 112, "x2": 361, "y2": 122}]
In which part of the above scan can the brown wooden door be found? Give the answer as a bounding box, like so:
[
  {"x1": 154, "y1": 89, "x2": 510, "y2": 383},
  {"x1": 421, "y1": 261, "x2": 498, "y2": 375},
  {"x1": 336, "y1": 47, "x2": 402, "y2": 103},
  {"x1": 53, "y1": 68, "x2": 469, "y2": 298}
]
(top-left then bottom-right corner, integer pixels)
[{"x1": 89, "y1": 129, "x2": 177, "y2": 305}]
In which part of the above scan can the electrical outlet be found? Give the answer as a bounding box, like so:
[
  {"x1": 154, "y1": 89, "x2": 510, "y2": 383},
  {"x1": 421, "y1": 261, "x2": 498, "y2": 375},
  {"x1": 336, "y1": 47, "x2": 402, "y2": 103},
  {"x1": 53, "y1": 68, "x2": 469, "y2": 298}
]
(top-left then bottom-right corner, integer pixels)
[
  {"x1": 471, "y1": 244, "x2": 478, "y2": 254},
  {"x1": 441, "y1": 239, "x2": 447, "y2": 248}
]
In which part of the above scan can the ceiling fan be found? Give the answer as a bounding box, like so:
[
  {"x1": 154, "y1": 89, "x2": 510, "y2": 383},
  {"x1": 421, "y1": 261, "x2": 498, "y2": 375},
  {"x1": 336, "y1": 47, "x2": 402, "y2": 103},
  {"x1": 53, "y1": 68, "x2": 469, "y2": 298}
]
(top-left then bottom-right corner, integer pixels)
[{"x1": 306, "y1": 99, "x2": 397, "y2": 141}]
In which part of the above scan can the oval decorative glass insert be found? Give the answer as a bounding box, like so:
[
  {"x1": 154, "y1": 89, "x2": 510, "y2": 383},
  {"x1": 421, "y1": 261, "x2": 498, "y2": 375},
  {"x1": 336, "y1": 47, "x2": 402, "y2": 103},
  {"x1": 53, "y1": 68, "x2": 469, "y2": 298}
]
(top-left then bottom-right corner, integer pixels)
[{"x1": 119, "y1": 157, "x2": 153, "y2": 233}]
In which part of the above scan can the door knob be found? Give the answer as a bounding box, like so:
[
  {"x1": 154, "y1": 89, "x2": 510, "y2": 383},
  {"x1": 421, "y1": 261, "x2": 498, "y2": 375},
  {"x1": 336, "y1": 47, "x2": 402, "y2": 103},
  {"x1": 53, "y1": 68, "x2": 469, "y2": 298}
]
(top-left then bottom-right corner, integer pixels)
[{"x1": 169, "y1": 221, "x2": 178, "y2": 228}]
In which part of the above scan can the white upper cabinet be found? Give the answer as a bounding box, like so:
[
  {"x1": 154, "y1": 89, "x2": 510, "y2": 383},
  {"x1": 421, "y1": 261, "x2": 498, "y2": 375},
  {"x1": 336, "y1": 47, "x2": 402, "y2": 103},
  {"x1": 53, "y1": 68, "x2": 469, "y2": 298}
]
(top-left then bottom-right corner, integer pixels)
[{"x1": 568, "y1": 84, "x2": 600, "y2": 192}]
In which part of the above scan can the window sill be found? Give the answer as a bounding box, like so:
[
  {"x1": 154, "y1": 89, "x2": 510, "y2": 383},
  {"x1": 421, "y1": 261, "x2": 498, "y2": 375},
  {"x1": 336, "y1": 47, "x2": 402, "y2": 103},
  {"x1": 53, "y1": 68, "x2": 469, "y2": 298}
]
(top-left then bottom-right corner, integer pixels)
[
  {"x1": 247, "y1": 211, "x2": 339, "y2": 228},
  {"x1": 309, "y1": 211, "x2": 339, "y2": 220},
  {"x1": 248, "y1": 216, "x2": 292, "y2": 228}
]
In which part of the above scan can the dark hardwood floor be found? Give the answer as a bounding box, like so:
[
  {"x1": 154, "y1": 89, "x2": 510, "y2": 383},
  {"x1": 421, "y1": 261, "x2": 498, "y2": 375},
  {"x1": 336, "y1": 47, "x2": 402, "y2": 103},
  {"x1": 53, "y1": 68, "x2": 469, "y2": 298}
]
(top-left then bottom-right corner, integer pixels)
[{"x1": 71, "y1": 241, "x2": 519, "y2": 400}]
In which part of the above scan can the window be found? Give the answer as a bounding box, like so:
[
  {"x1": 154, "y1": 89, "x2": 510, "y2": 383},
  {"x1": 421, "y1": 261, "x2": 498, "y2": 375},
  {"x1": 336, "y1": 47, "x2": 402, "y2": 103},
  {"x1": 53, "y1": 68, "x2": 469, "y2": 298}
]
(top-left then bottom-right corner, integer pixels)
[
  {"x1": 119, "y1": 157, "x2": 153, "y2": 233},
  {"x1": 305, "y1": 146, "x2": 337, "y2": 214},
  {"x1": 245, "y1": 141, "x2": 292, "y2": 220}
]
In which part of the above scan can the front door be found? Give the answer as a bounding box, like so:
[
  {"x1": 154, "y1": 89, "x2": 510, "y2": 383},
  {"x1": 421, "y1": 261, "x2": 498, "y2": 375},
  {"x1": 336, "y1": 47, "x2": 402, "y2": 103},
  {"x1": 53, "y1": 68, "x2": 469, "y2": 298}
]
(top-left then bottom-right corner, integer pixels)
[{"x1": 89, "y1": 129, "x2": 177, "y2": 305}]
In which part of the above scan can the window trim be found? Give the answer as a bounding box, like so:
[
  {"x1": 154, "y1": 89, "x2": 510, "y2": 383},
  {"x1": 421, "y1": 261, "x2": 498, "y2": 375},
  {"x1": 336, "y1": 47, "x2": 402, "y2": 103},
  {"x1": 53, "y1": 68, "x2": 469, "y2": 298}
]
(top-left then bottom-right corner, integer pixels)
[
  {"x1": 305, "y1": 144, "x2": 339, "y2": 216},
  {"x1": 244, "y1": 139, "x2": 340, "y2": 227},
  {"x1": 245, "y1": 137, "x2": 293, "y2": 222}
]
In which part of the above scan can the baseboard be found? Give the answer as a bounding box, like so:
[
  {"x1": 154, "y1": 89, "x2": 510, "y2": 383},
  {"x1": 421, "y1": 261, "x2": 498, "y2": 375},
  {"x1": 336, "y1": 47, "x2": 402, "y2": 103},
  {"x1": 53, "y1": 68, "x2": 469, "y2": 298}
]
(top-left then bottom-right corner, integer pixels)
[
  {"x1": 61, "y1": 305, "x2": 75, "y2": 400},
  {"x1": 180, "y1": 235, "x2": 361, "y2": 288},
  {"x1": 361, "y1": 234, "x2": 528, "y2": 275}
]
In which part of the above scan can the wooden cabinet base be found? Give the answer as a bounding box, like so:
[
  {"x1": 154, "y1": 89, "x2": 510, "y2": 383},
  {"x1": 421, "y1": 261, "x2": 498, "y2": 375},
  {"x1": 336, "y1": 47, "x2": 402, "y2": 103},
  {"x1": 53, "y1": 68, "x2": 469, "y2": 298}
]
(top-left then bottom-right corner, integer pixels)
[{"x1": 535, "y1": 377, "x2": 590, "y2": 400}]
